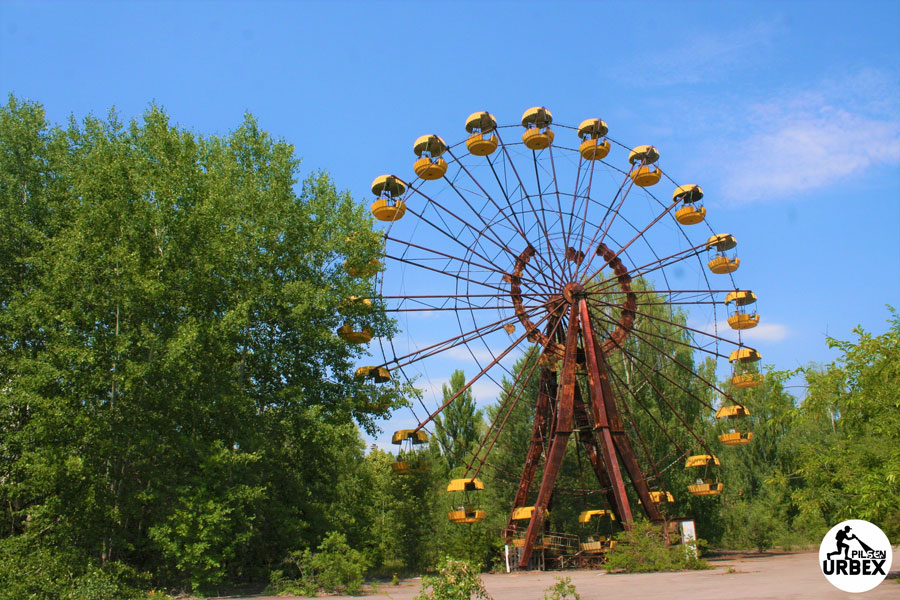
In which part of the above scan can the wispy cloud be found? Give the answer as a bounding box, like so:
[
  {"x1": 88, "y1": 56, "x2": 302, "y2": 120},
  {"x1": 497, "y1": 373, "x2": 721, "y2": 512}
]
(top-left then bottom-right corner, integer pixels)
[
  {"x1": 740, "y1": 322, "x2": 790, "y2": 343},
  {"x1": 616, "y1": 20, "x2": 784, "y2": 87},
  {"x1": 694, "y1": 69, "x2": 900, "y2": 205},
  {"x1": 718, "y1": 105, "x2": 900, "y2": 204}
]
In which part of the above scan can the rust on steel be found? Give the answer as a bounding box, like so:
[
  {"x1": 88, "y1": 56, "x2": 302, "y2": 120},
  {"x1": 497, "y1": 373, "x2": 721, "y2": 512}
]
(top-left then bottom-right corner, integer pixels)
[
  {"x1": 517, "y1": 303, "x2": 580, "y2": 568},
  {"x1": 508, "y1": 242, "x2": 636, "y2": 359}
]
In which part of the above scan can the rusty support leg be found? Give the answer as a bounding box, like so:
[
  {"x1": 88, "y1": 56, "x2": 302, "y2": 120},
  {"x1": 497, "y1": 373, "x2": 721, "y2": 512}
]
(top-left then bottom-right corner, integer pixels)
[
  {"x1": 518, "y1": 304, "x2": 579, "y2": 568},
  {"x1": 578, "y1": 298, "x2": 634, "y2": 523},
  {"x1": 573, "y1": 389, "x2": 621, "y2": 514},
  {"x1": 580, "y1": 299, "x2": 662, "y2": 521},
  {"x1": 506, "y1": 367, "x2": 555, "y2": 538}
]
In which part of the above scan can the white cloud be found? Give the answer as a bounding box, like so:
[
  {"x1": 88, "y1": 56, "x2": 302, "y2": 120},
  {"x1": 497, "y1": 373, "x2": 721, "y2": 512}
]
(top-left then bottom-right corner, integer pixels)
[
  {"x1": 718, "y1": 105, "x2": 900, "y2": 204},
  {"x1": 739, "y1": 322, "x2": 790, "y2": 343},
  {"x1": 617, "y1": 20, "x2": 784, "y2": 87},
  {"x1": 679, "y1": 68, "x2": 900, "y2": 205}
]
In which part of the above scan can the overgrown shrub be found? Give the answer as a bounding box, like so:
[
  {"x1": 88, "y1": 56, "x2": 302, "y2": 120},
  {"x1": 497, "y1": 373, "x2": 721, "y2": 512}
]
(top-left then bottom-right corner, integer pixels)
[
  {"x1": 544, "y1": 576, "x2": 580, "y2": 600},
  {"x1": 414, "y1": 556, "x2": 492, "y2": 600},
  {"x1": 603, "y1": 520, "x2": 709, "y2": 573},
  {"x1": 267, "y1": 531, "x2": 369, "y2": 596}
]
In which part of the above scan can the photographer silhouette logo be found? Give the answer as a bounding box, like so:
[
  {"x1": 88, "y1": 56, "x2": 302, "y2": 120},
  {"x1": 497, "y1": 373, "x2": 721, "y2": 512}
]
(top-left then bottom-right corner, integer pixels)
[{"x1": 819, "y1": 519, "x2": 892, "y2": 593}]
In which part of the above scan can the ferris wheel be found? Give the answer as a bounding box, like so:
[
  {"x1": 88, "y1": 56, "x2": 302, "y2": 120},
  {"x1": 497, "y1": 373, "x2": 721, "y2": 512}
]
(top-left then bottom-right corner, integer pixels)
[{"x1": 343, "y1": 107, "x2": 763, "y2": 568}]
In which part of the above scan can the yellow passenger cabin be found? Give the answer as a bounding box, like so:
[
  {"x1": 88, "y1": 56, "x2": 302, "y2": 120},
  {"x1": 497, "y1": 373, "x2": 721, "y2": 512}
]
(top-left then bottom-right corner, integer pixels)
[
  {"x1": 730, "y1": 346, "x2": 764, "y2": 389},
  {"x1": 465, "y1": 111, "x2": 499, "y2": 156},
  {"x1": 685, "y1": 454, "x2": 723, "y2": 496},
  {"x1": 725, "y1": 290, "x2": 759, "y2": 330},
  {"x1": 706, "y1": 233, "x2": 740, "y2": 274},
  {"x1": 673, "y1": 184, "x2": 706, "y2": 225},
  {"x1": 578, "y1": 510, "x2": 618, "y2": 554},
  {"x1": 391, "y1": 429, "x2": 429, "y2": 474},
  {"x1": 413, "y1": 134, "x2": 448, "y2": 180},
  {"x1": 509, "y1": 506, "x2": 550, "y2": 548},
  {"x1": 337, "y1": 323, "x2": 373, "y2": 344},
  {"x1": 577, "y1": 118, "x2": 610, "y2": 160},
  {"x1": 716, "y1": 404, "x2": 753, "y2": 446},
  {"x1": 628, "y1": 145, "x2": 661, "y2": 187},
  {"x1": 447, "y1": 478, "x2": 486, "y2": 523},
  {"x1": 344, "y1": 258, "x2": 381, "y2": 278},
  {"x1": 370, "y1": 174, "x2": 407, "y2": 221},
  {"x1": 521, "y1": 106, "x2": 554, "y2": 150},
  {"x1": 355, "y1": 365, "x2": 391, "y2": 383}
]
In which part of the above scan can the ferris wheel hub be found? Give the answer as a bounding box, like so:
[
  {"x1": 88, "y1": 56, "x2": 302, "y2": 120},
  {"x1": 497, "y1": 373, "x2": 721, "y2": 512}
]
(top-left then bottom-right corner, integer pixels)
[{"x1": 562, "y1": 282, "x2": 585, "y2": 304}]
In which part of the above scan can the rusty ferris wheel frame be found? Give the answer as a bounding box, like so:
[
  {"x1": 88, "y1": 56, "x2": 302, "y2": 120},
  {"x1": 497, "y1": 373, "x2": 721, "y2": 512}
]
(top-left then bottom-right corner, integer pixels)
[{"x1": 353, "y1": 108, "x2": 758, "y2": 569}]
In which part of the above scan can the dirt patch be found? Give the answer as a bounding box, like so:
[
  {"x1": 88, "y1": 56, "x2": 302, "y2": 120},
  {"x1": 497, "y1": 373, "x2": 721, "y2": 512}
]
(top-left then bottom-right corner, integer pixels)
[{"x1": 211, "y1": 546, "x2": 900, "y2": 600}]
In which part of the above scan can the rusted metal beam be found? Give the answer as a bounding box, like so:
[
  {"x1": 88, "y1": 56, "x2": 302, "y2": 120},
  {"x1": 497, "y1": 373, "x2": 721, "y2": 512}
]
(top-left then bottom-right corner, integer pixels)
[{"x1": 518, "y1": 304, "x2": 579, "y2": 568}]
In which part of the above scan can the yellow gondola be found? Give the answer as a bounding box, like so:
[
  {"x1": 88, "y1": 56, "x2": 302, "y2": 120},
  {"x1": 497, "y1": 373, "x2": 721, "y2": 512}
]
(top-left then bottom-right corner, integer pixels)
[
  {"x1": 337, "y1": 323, "x2": 373, "y2": 344},
  {"x1": 355, "y1": 365, "x2": 390, "y2": 383},
  {"x1": 716, "y1": 404, "x2": 753, "y2": 446},
  {"x1": 391, "y1": 429, "x2": 429, "y2": 474},
  {"x1": 578, "y1": 510, "x2": 618, "y2": 553},
  {"x1": 509, "y1": 506, "x2": 549, "y2": 548},
  {"x1": 628, "y1": 145, "x2": 661, "y2": 187},
  {"x1": 706, "y1": 233, "x2": 740, "y2": 274},
  {"x1": 344, "y1": 258, "x2": 381, "y2": 278},
  {"x1": 413, "y1": 134, "x2": 448, "y2": 180},
  {"x1": 338, "y1": 296, "x2": 373, "y2": 314},
  {"x1": 639, "y1": 490, "x2": 675, "y2": 504},
  {"x1": 370, "y1": 174, "x2": 407, "y2": 221},
  {"x1": 577, "y1": 118, "x2": 610, "y2": 160},
  {"x1": 725, "y1": 290, "x2": 759, "y2": 330},
  {"x1": 447, "y1": 478, "x2": 486, "y2": 523},
  {"x1": 673, "y1": 184, "x2": 706, "y2": 225},
  {"x1": 685, "y1": 455, "x2": 723, "y2": 496},
  {"x1": 729, "y1": 346, "x2": 764, "y2": 389},
  {"x1": 521, "y1": 106, "x2": 554, "y2": 150},
  {"x1": 465, "y1": 111, "x2": 498, "y2": 156}
]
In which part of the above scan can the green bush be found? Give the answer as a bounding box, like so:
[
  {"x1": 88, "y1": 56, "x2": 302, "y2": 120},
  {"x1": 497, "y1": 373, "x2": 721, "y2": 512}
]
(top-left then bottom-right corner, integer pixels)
[
  {"x1": 414, "y1": 556, "x2": 492, "y2": 600},
  {"x1": 267, "y1": 531, "x2": 370, "y2": 596},
  {"x1": 603, "y1": 520, "x2": 709, "y2": 573},
  {"x1": 544, "y1": 576, "x2": 580, "y2": 600}
]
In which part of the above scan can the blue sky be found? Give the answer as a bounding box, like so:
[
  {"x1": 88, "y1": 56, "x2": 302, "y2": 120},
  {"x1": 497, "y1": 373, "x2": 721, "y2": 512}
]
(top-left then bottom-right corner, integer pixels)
[{"x1": 2, "y1": 1, "x2": 899, "y2": 448}]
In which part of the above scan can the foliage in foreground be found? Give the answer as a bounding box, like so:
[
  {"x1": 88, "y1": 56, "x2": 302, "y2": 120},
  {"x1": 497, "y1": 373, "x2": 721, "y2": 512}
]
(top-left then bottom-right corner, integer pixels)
[
  {"x1": 603, "y1": 521, "x2": 708, "y2": 573},
  {"x1": 414, "y1": 557, "x2": 492, "y2": 600},
  {"x1": 267, "y1": 531, "x2": 369, "y2": 596},
  {"x1": 544, "y1": 576, "x2": 581, "y2": 600}
]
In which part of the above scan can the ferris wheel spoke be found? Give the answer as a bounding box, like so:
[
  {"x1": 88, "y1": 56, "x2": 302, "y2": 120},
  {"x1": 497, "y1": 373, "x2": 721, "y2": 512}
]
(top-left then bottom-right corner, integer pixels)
[
  {"x1": 604, "y1": 366, "x2": 671, "y2": 490},
  {"x1": 578, "y1": 194, "x2": 681, "y2": 286},
  {"x1": 572, "y1": 166, "x2": 636, "y2": 280},
  {"x1": 585, "y1": 243, "x2": 707, "y2": 296},
  {"x1": 591, "y1": 309, "x2": 731, "y2": 406},
  {"x1": 386, "y1": 300, "x2": 555, "y2": 370},
  {"x1": 400, "y1": 199, "x2": 518, "y2": 280},
  {"x1": 383, "y1": 234, "x2": 549, "y2": 292},
  {"x1": 409, "y1": 305, "x2": 561, "y2": 433},
  {"x1": 493, "y1": 129, "x2": 571, "y2": 282},
  {"x1": 589, "y1": 304, "x2": 729, "y2": 366},
  {"x1": 384, "y1": 253, "x2": 515, "y2": 295},
  {"x1": 618, "y1": 301, "x2": 744, "y2": 349},
  {"x1": 479, "y1": 151, "x2": 561, "y2": 283},
  {"x1": 601, "y1": 350, "x2": 687, "y2": 457},
  {"x1": 468, "y1": 313, "x2": 568, "y2": 479},
  {"x1": 589, "y1": 313, "x2": 715, "y2": 454}
]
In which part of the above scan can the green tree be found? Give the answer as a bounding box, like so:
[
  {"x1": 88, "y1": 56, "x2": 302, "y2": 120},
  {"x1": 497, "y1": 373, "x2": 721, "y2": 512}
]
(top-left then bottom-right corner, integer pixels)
[
  {"x1": 791, "y1": 311, "x2": 900, "y2": 539},
  {"x1": 0, "y1": 96, "x2": 400, "y2": 595},
  {"x1": 434, "y1": 370, "x2": 483, "y2": 472}
]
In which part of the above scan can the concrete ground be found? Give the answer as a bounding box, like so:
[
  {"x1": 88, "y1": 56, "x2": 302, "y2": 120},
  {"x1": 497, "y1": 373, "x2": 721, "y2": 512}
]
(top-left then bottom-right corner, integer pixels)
[{"x1": 216, "y1": 547, "x2": 900, "y2": 600}]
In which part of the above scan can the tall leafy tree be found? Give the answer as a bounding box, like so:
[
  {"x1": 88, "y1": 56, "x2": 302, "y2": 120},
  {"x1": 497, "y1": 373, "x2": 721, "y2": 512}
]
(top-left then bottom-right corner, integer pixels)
[
  {"x1": 433, "y1": 369, "x2": 482, "y2": 472},
  {"x1": 0, "y1": 96, "x2": 400, "y2": 594}
]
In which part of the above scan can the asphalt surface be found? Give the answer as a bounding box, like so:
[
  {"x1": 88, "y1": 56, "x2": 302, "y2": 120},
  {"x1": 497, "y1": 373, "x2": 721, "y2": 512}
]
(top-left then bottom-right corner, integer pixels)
[{"x1": 211, "y1": 547, "x2": 900, "y2": 600}]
